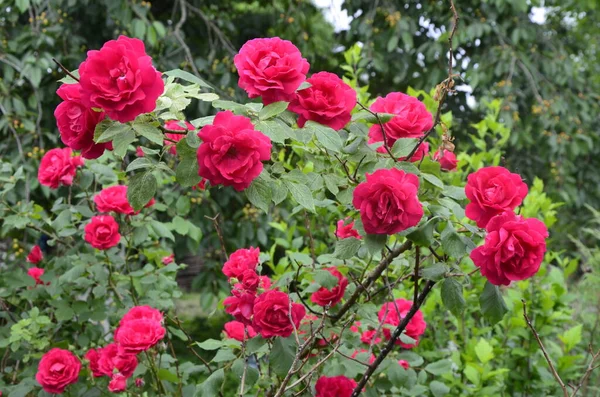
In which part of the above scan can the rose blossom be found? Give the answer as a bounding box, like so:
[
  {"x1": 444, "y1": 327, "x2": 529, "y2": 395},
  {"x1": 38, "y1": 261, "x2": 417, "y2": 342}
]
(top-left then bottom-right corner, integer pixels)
[
  {"x1": 289, "y1": 71, "x2": 356, "y2": 130},
  {"x1": 360, "y1": 329, "x2": 382, "y2": 345},
  {"x1": 27, "y1": 267, "x2": 45, "y2": 285},
  {"x1": 378, "y1": 298, "x2": 427, "y2": 349},
  {"x1": 368, "y1": 92, "x2": 433, "y2": 152},
  {"x1": 94, "y1": 185, "x2": 135, "y2": 215},
  {"x1": 223, "y1": 321, "x2": 258, "y2": 341},
  {"x1": 222, "y1": 247, "x2": 260, "y2": 280},
  {"x1": 310, "y1": 267, "x2": 348, "y2": 308},
  {"x1": 351, "y1": 349, "x2": 376, "y2": 364},
  {"x1": 162, "y1": 254, "x2": 175, "y2": 265},
  {"x1": 224, "y1": 290, "x2": 256, "y2": 325},
  {"x1": 114, "y1": 319, "x2": 166, "y2": 354},
  {"x1": 108, "y1": 373, "x2": 127, "y2": 393},
  {"x1": 97, "y1": 343, "x2": 138, "y2": 378},
  {"x1": 197, "y1": 111, "x2": 272, "y2": 191},
  {"x1": 136, "y1": 147, "x2": 145, "y2": 157},
  {"x1": 84, "y1": 348, "x2": 103, "y2": 377},
  {"x1": 84, "y1": 215, "x2": 121, "y2": 250},
  {"x1": 27, "y1": 245, "x2": 43, "y2": 264},
  {"x1": 234, "y1": 37, "x2": 310, "y2": 104},
  {"x1": 336, "y1": 218, "x2": 361, "y2": 239},
  {"x1": 78, "y1": 35, "x2": 164, "y2": 123},
  {"x1": 399, "y1": 360, "x2": 410, "y2": 369},
  {"x1": 433, "y1": 149, "x2": 458, "y2": 171},
  {"x1": 465, "y1": 166, "x2": 529, "y2": 228},
  {"x1": 470, "y1": 211, "x2": 548, "y2": 286},
  {"x1": 135, "y1": 378, "x2": 144, "y2": 387},
  {"x1": 315, "y1": 375, "x2": 357, "y2": 397},
  {"x1": 252, "y1": 290, "x2": 306, "y2": 338},
  {"x1": 119, "y1": 305, "x2": 164, "y2": 326},
  {"x1": 54, "y1": 83, "x2": 110, "y2": 159},
  {"x1": 352, "y1": 168, "x2": 423, "y2": 235},
  {"x1": 239, "y1": 269, "x2": 260, "y2": 292},
  {"x1": 38, "y1": 148, "x2": 84, "y2": 189},
  {"x1": 164, "y1": 120, "x2": 195, "y2": 155},
  {"x1": 35, "y1": 348, "x2": 81, "y2": 394}
]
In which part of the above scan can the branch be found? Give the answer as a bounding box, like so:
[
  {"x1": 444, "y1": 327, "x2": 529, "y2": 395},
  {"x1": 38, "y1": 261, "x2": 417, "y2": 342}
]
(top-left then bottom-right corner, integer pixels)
[
  {"x1": 330, "y1": 240, "x2": 413, "y2": 323},
  {"x1": 173, "y1": 0, "x2": 201, "y2": 77},
  {"x1": 204, "y1": 213, "x2": 228, "y2": 261},
  {"x1": 357, "y1": 101, "x2": 397, "y2": 161},
  {"x1": 351, "y1": 280, "x2": 436, "y2": 396},
  {"x1": 52, "y1": 58, "x2": 80, "y2": 82},
  {"x1": 522, "y1": 299, "x2": 569, "y2": 397}
]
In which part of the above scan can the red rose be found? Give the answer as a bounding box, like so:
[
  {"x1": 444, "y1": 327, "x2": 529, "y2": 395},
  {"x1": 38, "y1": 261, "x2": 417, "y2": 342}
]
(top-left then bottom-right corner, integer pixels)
[
  {"x1": 433, "y1": 149, "x2": 458, "y2": 171},
  {"x1": 84, "y1": 348, "x2": 103, "y2": 377},
  {"x1": 222, "y1": 247, "x2": 260, "y2": 280},
  {"x1": 108, "y1": 373, "x2": 127, "y2": 393},
  {"x1": 465, "y1": 166, "x2": 528, "y2": 228},
  {"x1": 310, "y1": 267, "x2": 348, "y2": 308},
  {"x1": 351, "y1": 349, "x2": 376, "y2": 364},
  {"x1": 240, "y1": 269, "x2": 260, "y2": 292},
  {"x1": 197, "y1": 111, "x2": 272, "y2": 191},
  {"x1": 164, "y1": 120, "x2": 194, "y2": 155},
  {"x1": 84, "y1": 215, "x2": 121, "y2": 250},
  {"x1": 94, "y1": 185, "x2": 135, "y2": 215},
  {"x1": 97, "y1": 343, "x2": 138, "y2": 378},
  {"x1": 119, "y1": 305, "x2": 164, "y2": 325},
  {"x1": 350, "y1": 321, "x2": 361, "y2": 333},
  {"x1": 360, "y1": 330, "x2": 382, "y2": 345},
  {"x1": 223, "y1": 321, "x2": 257, "y2": 341},
  {"x1": 470, "y1": 211, "x2": 548, "y2": 286},
  {"x1": 252, "y1": 290, "x2": 306, "y2": 338},
  {"x1": 259, "y1": 276, "x2": 272, "y2": 291},
  {"x1": 38, "y1": 147, "x2": 84, "y2": 189},
  {"x1": 400, "y1": 142, "x2": 429, "y2": 163},
  {"x1": 27, "y1": 245, "x2": 43, "y2": 264},
  {"x1": 114, "y1": 319, "x2": 166, "y2": 354},
  {"x1": 378, "y1": 298, "x2": 426, "y2": 349},
  {"x1": 36, "y1": 348, "x2": 81, "y2": 394},
  {"x1": 368, "y1": 92, "x2": 433, "y2": 151},
  {"x1": 224, "y1": 290, "x2": 256, "y2": 325},
  {"x1": 289, "y1": 71, "x2": 356, "y2": 130},
  {"x1": 27, "y1": 267, "x2": 45, "y2": 285},
  {"x1": 162, "y1": 254, "x2": 175, "y2": 265},
  {"x1": 234, "y1": 37, "x2": 310, "y2": 104},
  {"x1": 315, "y1": 375, "x2": 357, "y2": 397},
  {"x1": 336, "y1": 218, "x2": 361, "y2": 240},
  {"x1": 193, "y1": 179, "x2": 207, "y2": 191},
  {"x1": 398, "y1": 360, "x2": 410, "y2": 369},
  {"x1": 54, "y1": 83, "x2": 109, "y2": 159},
  {"x1": 136, "y1": 147, "x2": 145, "y2": 157},
  {"x1": 135, "y1": 378, "x2": 144, "y2": 387},
  {"x1": 352, "y1": 168, "x2": 423, "y2": 235},
  {"x1": 78, "y1": 36, "x2": 164, "y2": 123}
]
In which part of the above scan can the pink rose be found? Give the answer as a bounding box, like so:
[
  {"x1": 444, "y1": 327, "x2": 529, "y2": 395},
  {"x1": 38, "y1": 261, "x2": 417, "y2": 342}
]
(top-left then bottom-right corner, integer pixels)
[
  {"x1": 433, "y1": 149, "x2": 458, "y2": 171},
  {"x1": 239, "y1": 269, "x2": 260, "y2": 292},
  {"x1": 378, "y1": 298, "x2": 426, "y2": 349},
  {"x1": 465, "y1": 166, "x2": 528, "y2": 228},
  {"x1": 470, "y1": 211, "x2": 548, "y2": 286},
  {"x1": 27, "y1": 267, "x2": 46, "y2": 285},
  {"x1": 136, "y1": 147, "x2": 145, "y2": 157},
  {"x1": 352, "y1": 168, "x2": 423, "y2": 235},
  {"x1": 36, "y1": 348, "x2": 81, "y2": 394},
  {"x1": 197, "y1": 111, "x2": 272, "y2": 191},
  {"x1": 224, "y1": 290, "x2": 256, "y2": 325},
  {"x1": 162, "y1": 254, "x2": 175, "y2": 265},
  {"x1": 119, "y1": 305, "x2": 164, "y2": 325},
  {"x1": 234, "y1": 37, "x2": 310, "y2": 104},
  {"x1": 27, "y1": 245, "x2": 43, "y2": 264},
  {"x1": 223, "y1": 321, "x2": 257, "y2": 341},
  {"x1": 315, "y1": 376, "x2": 357, "y2": 397},
  {"x1": 252, "y1": 290, "x2": 306, "y2": 338},
  {"x1": 94, "y1": 185, "x2": 135, "y2": 215},
  {"x1": 289, "y1": 71, "x2": 356, "y2": 130},
  {"x1": 84, "y1": 215, "x2": 121, "y2": 250},
  {"x1": 360, "y1": 330, "x2": 382, "y2": 345},
  {"x1": 78, "y1": 36, "x2": 164, "y2": 123},
  {"x1": 108, "y1": 373, "x2": 127, "y2": 393},
  {"x1": 398, "y1": 360, "x2": 410, "y2": 369},
  {"x1": 368, "y1": 92, "x2": 433, "y2": 152},
  {"x1": 114, "y1": 319, "x2": 166, "y2": 354},
  {"x1": 336, "y1": 218, "x2": 361, "y2": 240},
  {"x1": 54, "y1": 83, "x2": 110, "y2": 159},
  {"x1": 38, "y1": 147, "x2": 84, "y2": 189},
  {"x1": 164, "y1": 120, "x2": 194, "y2": 155},
  {"x1": 351, "y1": 349, "x2": 376, "y2": 364},
  {"x1": 310, "y1": 267, "x2": 348, "y2": 308},
  {"x1": 222, "y1": 247, "x2": 260, "y2": 280},
  {"x1": 84, "y1": 348, "x2": 103, "y2": 377},
  {"x1": 97, "y1": 343, "x2": 138, "y2": 378}
]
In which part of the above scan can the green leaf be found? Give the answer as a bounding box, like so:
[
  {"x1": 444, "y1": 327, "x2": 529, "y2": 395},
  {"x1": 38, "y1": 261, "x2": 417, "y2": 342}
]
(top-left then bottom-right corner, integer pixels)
[
  {"x1": 314, "y1": 269, "x2": 338, "y2": 289},
  {"x1": 195, "y1": 339, "x2": 223, "y2": 351},
  {"x1": 157, "y1": 368, "x2": 179, "y2": 383},
  {"x1": 442, "y1": 185, "x2": 467, "y2": 201},
  {"x1": 126, "y1": 157, "x2": 154, "y2": 173},
  {"x1": 128, "y1": 171, "x2": 157, "y2": 211},
  {"x1": 284, "y1": 181, "x2": 315, "y2": 212},
  {"x1": 424, "y1": 359, "x2": 452, "y2": 375},
  {"x1": 57, "y1": 69, "x2": 79, "y2": 84},
  {"x1": 351, "y1": 111, "x2": 395, "y2": 123},
  {"x1": 270, "y1": 337, "x2": 297, "y2": 377},
  {"x1": 150, "y1": 220, "x2": 175, "y2": 241},
  {"x1": 112, "y1": 129, "x2": 137, "y2": 157},
  {"x1": 212, "y1": 100, "x2": 248, "y2": 114},
  {"x1": 255, "y1": 119, "x2": 292, "y2": 144},
  {"x1": 441, "y1": 224, "x2": 467, "y2": 258},
  {"x1": 475, "y1": 338, "x2": 494, "y2": 364},
  {"x1": 197, "y1": 368, "x2": 224, "y2": 397},
  {"x1": 131, "y1": 18, "x2": 146, "y2": 39},
  {"x1": 391, "y1": 138, "x2": 419, "y2": 158},
  {"x1": 164, "y1": 69, "x2": 211, "y2": 88},
  {"x1": 95, "y1": 122, "x2": 131, "y2": 143},
  {"x1": 406, "y1": 217, "x2": 438, "y2": 247},
  {"x1": 421, "y1": 263, "x2": 448, "y2": 281},
  {"x1": 397, "y1": 351, "x2": 424, "y2": 367},
  {"x1": 133, "y1": 122, "x2": 163, "y2": 145},
  {"x1": 334, "y1": 237, "x2": 362, "y2": 259},
  {"x1": 212, "y1": 348, "x2": 237, "y2": 362},
  {"x1": 441, "y1": 278, "x2": 466, "y2": 316},
  {"x1": 387, "y1": 361, "x2": 409, "y2": 386},
  {"x1": 480, "y1": 281, "x2": 508, "y2": 325},
  {"x1": 246, "y1": 176, "x2": 272, "y2": 213},
  {"x1": 364, "y1": 233, "x2": 387, "y2": 255},
  {"x1": 430, "y1": 381, "x2": 451, "y2": 397},
  {"x1": 422, "y1": 173, "x2": 444, "y2": 189},
  {"x1": 259, "y1": 101, "x2": 289, "y2": 120},
  {"x1": 559, "y1": 325, "x2": 582, "y2": 353},
  {"x1": 176, "y1": 157, "x2": 201, "y2": 187},
  {"x1": 306, "y1": 121, "x2": 343, "y2": 153},
  {"x1": 232, "y1": 358, "x2": 259, "y2": 390}
]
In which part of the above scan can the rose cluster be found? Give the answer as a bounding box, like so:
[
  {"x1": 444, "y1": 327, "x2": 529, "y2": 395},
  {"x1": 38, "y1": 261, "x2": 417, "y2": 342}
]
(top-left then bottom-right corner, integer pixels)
[
  {"x1": 221, "y1": 247, "x2": 306, "y2": 339},
  {"x1": 466, "y1": 166, "x2": 549, "y2": 285},
  {"x1": 36, "y1": 305, "x2": 164, "y2": 394}
]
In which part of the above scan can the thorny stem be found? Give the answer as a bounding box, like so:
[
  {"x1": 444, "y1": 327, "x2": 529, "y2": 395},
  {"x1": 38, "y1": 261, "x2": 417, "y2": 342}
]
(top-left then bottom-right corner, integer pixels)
[
  {"x1": 357, "y1": 101, "x2": 397, "y2": 161},
  {"x1": 205, "y1": 213, "x2": 228, "y2": 261}
]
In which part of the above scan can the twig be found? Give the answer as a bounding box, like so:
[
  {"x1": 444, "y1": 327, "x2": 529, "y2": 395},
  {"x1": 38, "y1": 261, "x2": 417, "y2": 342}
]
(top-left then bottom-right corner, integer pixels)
[
  {"x1": 173, "y1": 0, "x2": 201, "y2": 77},
  {"x1": 357, "y1": 102, "x2": 397, "y2": 161},
  {"x1": 333, "y1": 154, "x2": 357, "y2": 184},
  {"x1": 205, "y1": 214, "x2": 228, "y2": 261},
  {"x1": 239, "y1": 331, "x2": 247, "y2": 397},
  {"x1": 570, "y1": 346, "x2": 600, "y2": 396},
  {"x1": 167, "y1": 314, "x2": 215, "y2": 375},
  {"x1": 522, "y1": 299, "x2": 569, "y2": 397},
  {"x1": 304, "y1": 211, "x2": 317, "y2": 268},
  {"x1": 413, "y1": 246, "x2": 420, "y2": 303},
  {"x1": 52, "y1": 58, "x2": 80, "y2": 82}
]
